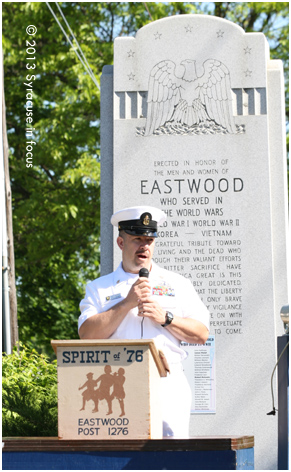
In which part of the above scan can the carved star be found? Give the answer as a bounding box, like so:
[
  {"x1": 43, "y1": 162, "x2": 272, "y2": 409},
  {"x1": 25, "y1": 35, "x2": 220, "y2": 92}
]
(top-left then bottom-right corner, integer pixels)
[
  {"x1": 185, "y1": 25, "x2": 193, "y2": 33},
  {"x1": 127, "y1": 49, "x2": 135, "y2": 57},
  {"x1": 244, "y1": 46, "x2": 252, "y2": 54},
  {"x1": 216, "y1": 30, "x2": 224, "y2": 38},
  {"x1": 244, "y1": 69, "x2": 252, "y2": 77},
  {"x1": 128, "y1": 72, "x2": 135, "y2": 80},
  {"x1": 154, "y1": 32, "x2": 162, "y2": 40}
]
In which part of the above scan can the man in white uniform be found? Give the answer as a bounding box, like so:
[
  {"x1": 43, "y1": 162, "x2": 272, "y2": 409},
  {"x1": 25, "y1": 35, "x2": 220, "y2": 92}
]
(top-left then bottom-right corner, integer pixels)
[{"x1": 79, "y1": 206, "x2": 209, "y2": 438}]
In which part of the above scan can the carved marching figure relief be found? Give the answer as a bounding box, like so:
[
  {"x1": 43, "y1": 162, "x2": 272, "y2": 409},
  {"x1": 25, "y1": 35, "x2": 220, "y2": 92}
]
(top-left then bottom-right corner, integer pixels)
[
  {"x1": 141, "y1": 58, "x2": 240, "y2": 136},
  {"x1": 79, "y1": 368, "x2": 126, "y2": 417},
  {"x1": 111, "y1": 368, "x2": 126, "y2": 417},
  {"x1": 79, "y1": 372, "x2": 98, "y2": 411},
  {"x1": 92, "y1": 365, "x2": 114, "y2": 415}
]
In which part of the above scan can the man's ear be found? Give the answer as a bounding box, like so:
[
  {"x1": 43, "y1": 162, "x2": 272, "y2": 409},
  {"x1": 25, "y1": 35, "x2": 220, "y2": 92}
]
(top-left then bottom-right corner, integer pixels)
[{"x1": 117, "y1": 236, "x2": 124, "y2": 250}]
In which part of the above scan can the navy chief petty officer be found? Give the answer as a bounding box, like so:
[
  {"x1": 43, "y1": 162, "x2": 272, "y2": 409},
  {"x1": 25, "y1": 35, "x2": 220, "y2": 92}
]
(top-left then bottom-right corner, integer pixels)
[{"x1": 79, "y1": 206, "x2": 210, "y2": 438}]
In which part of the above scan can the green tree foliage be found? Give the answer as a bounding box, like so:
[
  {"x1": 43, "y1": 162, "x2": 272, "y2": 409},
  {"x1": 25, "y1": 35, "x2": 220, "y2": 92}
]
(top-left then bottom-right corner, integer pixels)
[
  {"x1": 212, "y1": 2, "x2": 289, "y2": 117},
  {"x1": 3, "y1": 2, "x2": 104, "y2": 354},
  {"x1": 2, "y1": 2, "x2": 289, "y2": 354},
  {"x1": 2, "y1": 343, "x2": 58, "y2": 436}
]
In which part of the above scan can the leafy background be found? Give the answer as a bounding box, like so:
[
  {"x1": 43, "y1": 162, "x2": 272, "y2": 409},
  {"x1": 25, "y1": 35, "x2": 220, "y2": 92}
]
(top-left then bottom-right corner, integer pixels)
[{"x1": 2, "y1": 343, "x2": 58, "y2": 436}]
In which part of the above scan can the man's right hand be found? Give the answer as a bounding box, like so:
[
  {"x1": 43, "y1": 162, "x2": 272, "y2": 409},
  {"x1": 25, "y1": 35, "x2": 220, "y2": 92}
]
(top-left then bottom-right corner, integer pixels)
[{"x1": 125, "y1": 278, "x2": 151, "y2": 309}]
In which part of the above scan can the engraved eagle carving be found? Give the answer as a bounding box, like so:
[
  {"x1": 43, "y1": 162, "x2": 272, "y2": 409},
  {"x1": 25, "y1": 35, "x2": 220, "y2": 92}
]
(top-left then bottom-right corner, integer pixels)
[{"x1": 144, "y1": 59, "x2": 236, "y2": 136}]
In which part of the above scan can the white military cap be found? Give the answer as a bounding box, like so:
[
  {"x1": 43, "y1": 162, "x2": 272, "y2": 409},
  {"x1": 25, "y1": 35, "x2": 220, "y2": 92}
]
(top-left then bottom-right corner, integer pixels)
[{"x1": 111, "y1": 206, "x2": 167, "y2": 238}]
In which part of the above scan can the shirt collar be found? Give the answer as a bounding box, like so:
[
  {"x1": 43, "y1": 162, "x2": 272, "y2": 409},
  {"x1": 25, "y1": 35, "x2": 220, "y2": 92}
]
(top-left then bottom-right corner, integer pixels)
[{"x1": 113, "y1": 263, "x2": 138, "y2": 285}]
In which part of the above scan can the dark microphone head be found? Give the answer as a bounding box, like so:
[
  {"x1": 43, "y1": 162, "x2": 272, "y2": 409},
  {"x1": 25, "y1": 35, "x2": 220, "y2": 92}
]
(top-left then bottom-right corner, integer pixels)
[{"x1": 139, "y1": 268, "x2": 149, "y2": 278}]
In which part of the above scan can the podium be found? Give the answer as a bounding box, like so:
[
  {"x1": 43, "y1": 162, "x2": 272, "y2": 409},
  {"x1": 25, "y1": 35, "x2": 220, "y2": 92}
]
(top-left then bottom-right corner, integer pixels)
[{"x1": 51, "y1": 339, "x2": 167, "y2": 440}]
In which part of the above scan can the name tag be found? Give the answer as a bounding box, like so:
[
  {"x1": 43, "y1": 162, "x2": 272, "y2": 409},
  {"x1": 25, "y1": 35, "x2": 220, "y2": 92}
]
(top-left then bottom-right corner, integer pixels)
[{"x1": 105, "y1": 293, "x2": 122, "y2": 301}]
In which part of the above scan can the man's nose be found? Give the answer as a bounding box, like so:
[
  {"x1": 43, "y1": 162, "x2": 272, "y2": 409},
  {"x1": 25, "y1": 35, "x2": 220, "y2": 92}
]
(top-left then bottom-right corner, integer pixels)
[{"x1": 139, "y1": 238, "x2": 150, "y2": 249}]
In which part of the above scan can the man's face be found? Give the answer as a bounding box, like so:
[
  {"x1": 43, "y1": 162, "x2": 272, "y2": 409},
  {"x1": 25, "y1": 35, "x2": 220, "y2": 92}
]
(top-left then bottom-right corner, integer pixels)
[{"x1": 117, "y1": 232, "x2": 155, "y2": 274}]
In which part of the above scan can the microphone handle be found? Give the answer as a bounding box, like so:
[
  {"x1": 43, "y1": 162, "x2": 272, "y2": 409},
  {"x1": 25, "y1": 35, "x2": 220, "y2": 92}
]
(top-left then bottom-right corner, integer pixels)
[
  {"x1": 141, "y1": 317, "x2": 144, "y2": 339},
  {"x1": 139, "y1": 269, "x2": 149, "y2": 339}
]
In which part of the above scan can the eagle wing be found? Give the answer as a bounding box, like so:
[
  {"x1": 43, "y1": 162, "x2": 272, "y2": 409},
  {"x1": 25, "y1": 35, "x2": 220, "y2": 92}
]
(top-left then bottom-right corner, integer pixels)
[
  {"x1": 144, "y1": 60, "x2": 182, "y2": 136},
  {"x1": 197, "y1": 59, "x2": 236, "y2": 134}
]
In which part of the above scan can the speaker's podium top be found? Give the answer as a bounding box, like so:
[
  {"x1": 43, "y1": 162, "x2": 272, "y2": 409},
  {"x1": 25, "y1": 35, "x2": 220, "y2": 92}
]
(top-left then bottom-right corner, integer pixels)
[{"x1": 51, "y1": 339, "x2": 167, "y2": 440}]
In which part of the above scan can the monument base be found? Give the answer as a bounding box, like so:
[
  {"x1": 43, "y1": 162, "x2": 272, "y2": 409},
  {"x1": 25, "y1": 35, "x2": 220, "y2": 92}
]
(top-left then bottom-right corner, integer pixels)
[{"x1": 3, "y1": 436, "x2": 254, "y2": 470}]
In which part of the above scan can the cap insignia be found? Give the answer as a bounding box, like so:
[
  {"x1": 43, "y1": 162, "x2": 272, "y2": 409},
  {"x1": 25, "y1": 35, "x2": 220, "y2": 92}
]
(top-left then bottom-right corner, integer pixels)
[
  {"x1": 141, "y1": 212, "x2": 152, "y2": 226},
  {"x1": 143, "y1": 215, "x2": 150, "y2": 225}
]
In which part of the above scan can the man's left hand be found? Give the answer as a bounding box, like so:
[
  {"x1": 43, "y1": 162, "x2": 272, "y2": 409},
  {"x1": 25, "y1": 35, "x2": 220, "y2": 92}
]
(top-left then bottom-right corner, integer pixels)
[
  {"x1": 138, "y1": 298, "x2": 166, "y2": 325},
  {"x1": 138, "y1": 297, "x2": 209, "y2": 344}
]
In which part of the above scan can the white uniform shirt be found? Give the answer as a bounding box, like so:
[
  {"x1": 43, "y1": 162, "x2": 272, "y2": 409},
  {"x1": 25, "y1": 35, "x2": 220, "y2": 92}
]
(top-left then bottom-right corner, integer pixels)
[{"x1": 79, "y1": 262, "x2": 209, "y2": 364}]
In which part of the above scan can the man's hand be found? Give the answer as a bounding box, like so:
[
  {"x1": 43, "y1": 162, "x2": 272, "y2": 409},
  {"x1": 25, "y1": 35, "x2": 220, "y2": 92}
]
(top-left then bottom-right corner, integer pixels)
[
  {"x1": 125, "y1": 277, "x2": 152, "y2": 309},
  {"x1": 138, "y1": 297, "x2": 166, "y2": 325},
  {"x1": 138, "y1": 291, "x2": 209, "y2": 345}
]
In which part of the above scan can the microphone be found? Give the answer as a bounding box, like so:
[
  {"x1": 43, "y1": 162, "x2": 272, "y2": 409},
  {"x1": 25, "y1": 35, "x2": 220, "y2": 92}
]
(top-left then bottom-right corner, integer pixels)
[
  {"x1": 139, "y1": 268, "x2": 149, "y2": 338},
  {"x1": 139, "y1": 268, "x2": 149, "y2": 278}
]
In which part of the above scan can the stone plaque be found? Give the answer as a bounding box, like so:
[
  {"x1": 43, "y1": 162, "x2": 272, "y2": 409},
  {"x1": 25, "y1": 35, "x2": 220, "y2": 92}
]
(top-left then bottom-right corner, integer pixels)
[
  {"x1": 52, "y1": 340, "x2": 165, "y2": 440},
  {"x1": 101, "y1": 14, "x2": 288, "y2": 470}
]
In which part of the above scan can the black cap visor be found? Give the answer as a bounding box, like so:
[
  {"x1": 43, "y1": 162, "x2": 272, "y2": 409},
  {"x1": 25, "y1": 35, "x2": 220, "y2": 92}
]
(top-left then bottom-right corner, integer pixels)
[{"x1": 119, "y1": 219, "x2": 158, "y2": 237}]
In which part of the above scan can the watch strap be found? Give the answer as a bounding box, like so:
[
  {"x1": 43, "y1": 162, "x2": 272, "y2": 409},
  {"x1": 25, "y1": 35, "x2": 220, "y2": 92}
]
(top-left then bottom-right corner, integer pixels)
[{"x1": 161, "y1": 311, "x2": 174, "y2": 327}]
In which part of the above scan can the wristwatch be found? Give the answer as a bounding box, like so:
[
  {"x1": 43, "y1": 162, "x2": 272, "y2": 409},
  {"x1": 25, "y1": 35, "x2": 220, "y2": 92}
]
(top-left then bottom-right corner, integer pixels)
[{"x1": 161, "y1": 311, "x2": 174, "y2": 327}]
